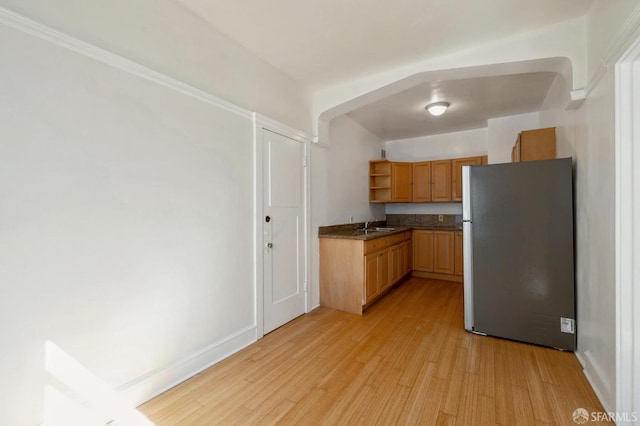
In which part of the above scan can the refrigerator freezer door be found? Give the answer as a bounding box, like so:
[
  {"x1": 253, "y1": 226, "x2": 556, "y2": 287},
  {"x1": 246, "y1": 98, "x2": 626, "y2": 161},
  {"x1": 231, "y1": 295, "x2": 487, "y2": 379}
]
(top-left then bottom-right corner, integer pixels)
[{"x1": 470, "y1": 159, "x2": 576, "y2": 350}]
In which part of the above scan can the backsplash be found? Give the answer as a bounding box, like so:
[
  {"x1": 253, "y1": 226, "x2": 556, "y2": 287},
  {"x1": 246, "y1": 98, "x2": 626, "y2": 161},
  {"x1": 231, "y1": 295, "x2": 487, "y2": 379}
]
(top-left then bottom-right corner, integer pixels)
[{"x1": 386, "y1": 214, "x2": 461, "y2": 228}]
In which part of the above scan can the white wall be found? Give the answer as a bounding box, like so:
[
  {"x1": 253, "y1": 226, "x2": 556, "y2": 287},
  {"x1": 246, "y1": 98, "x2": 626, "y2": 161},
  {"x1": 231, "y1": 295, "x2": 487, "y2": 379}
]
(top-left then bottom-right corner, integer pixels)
[
  {"x1": 383, "y1": 128, "x2": 487, "y2": 215},
  {"x1": 385, "y1": 128, "x2": 488, "y2": 162},
  {"x1": 310, "y1": 115, "x2": 385, "y2": 307},
  {"x1": 536, "y1": 0, "x2": 640, "y2": 412},
  {"x1": 486, "y1": 112, "x2": 541, "y2": 164},
  {"x1": 0, "y1": 0, "x2": 311, "y2": 131},
  {"x1": 0, "y1": 10, "x2": 309, "y2": 426}
]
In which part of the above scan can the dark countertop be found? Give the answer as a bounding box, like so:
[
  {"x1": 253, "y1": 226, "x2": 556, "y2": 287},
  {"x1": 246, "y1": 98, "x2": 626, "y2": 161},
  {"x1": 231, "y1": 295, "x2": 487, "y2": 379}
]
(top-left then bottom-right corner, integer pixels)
[{"x1": 318, "y1": 224, "x2": 462, "y2": 241}]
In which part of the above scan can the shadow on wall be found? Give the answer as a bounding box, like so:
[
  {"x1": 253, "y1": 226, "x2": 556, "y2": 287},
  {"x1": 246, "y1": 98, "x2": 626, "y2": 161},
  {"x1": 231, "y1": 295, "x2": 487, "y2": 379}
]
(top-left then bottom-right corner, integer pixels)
[{"x1": 43, "y1": 341, "x2": 153, "y2": 425}]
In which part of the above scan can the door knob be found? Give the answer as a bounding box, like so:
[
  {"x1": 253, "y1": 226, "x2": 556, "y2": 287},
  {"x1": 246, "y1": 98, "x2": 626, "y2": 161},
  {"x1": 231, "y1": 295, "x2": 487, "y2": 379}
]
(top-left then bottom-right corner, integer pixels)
[{"x1": 267, "y1": 242, "x2": 273, "y2": 249}]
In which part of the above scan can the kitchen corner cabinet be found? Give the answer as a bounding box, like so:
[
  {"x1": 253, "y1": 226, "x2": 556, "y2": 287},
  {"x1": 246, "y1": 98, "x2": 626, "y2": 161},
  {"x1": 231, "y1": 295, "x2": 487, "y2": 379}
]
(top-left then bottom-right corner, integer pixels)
[
  {"x1": 369, "y1": 160, "x2": 412, "y2": 203},
  {"x1": 431, "y1": 160, "x2": 452, "y2": 202},
  {"x1": 451, "y1": 157, "x2": 483, "y2": 201},
  {"x1": 413, "y1": 229, "x2": 461, "y2": 281},
  {"x1": 320, "y1": 231, "x2": 412, "y2": 314},
  {"x1": 433, "y1": 231, "x2": 455, "y2": 275},
  {"x1": 412, "y1": 230, "x2": 434, "y2": 271},
  {"x1": 512, "y1": 127, "x2": 556, "y2": 162}
]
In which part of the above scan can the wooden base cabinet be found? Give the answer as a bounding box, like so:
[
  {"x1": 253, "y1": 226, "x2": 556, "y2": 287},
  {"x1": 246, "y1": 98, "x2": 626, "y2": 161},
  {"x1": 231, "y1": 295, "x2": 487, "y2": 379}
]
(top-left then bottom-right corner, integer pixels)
[
  {"x1": 412, "y1": 230, "x2": 434, "y2": 271},
  {"x1": 433, "y1": 231, "x2": 455, "y2": 275},
  {"x1": 320, "y1": 231, "x2": 412, "y2": 314},
  {"x1": 454, "y1": 231, "x2": 463, "y2": 276},
  {"x1": 413, "y1": 230, "x2": 462, "y2": 282}
]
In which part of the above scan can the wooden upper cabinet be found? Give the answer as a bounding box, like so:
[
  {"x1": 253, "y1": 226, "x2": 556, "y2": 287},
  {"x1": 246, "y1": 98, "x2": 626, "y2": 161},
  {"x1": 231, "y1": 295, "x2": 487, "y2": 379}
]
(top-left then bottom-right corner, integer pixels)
[
  {"x1": 391, "y1": 162, "x2": 412, "y2": 202},
  {"x1": 369, "y1": 160, "x2": 411, "y2": 203},
  {"x1": 451, "y1": 157, "x2": 482, "y2": 202},
  {"x1": 369, "y1": 160, "x2": 392, "y2": 202},
  {"x1": 512, "y1": 127, "x2": 556, "y2": 162},
  {"x1": 412, "y1": 162, "x2": 431, "y2": 202},
  {"x1": 433, "y1": 231, "x2": 455, "y2": 275},
  {"x1": 431, "y1": 160, "x2": 452, "y2": 202}
]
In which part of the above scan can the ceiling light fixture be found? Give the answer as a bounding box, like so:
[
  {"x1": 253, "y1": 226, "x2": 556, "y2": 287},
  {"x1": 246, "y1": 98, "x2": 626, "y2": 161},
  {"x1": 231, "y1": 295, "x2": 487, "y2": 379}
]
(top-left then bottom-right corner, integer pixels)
[{"x1": 425, "y1": 101, "x2": 450, "y2": 116}]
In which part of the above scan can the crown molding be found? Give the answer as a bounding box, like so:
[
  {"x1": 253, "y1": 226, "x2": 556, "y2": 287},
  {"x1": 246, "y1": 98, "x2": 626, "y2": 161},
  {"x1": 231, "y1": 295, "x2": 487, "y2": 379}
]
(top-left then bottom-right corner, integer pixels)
[{"x1": 582, "y1": 4, "x2": 640, "y2": 98}]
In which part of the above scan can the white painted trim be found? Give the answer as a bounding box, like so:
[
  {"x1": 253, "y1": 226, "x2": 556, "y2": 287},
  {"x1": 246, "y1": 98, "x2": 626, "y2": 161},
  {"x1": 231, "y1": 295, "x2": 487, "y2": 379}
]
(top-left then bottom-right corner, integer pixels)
[
  {"x1": 576, "y1": 351, "x2": 614, "y2": 413},
  {"x1": 603, "y1": 5, "x2": 640, "y2": 67},
  {"x1": 0, "y1": 6, "x2": 252, "y2": 120},
  {"x1": 253, "y1": 114, "x2": 266, "y2": 338},
  {"x1": 116, "y1": 325, "x2": 257, "y2": 406},
  {"x1": 614, "y1": 33, "x2": 640, "y2": 420},
  {"x1": 583, "y1": 4, "x2": 640, "y2": 99},
  {"x1": 254, "y1": 115, "x2": 312, "y2": 339},
  {"x1": 255, "y1": 113, "x2": 312, "y2": 144}
]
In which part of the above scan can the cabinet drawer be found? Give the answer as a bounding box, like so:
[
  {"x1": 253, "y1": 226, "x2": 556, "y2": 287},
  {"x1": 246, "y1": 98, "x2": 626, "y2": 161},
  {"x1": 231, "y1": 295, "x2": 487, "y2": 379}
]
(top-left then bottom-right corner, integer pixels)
[
  {"x1": 388, "y1": 232, "x2": 410, "y2": 246},
  {"x1": 364, "y1": 232, "x2": 410, "y2": 254},
  {"x1": 364, "y1": 238, "x2": 384, "y2": 254},
  {"x1": 365, "y1": 237, "x2": 392, "y2": 254}
]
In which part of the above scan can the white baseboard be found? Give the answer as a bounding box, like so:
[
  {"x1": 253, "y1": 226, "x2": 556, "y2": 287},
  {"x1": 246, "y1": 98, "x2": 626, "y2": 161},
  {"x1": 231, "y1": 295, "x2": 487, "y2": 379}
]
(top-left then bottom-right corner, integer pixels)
[
  {"x1": 116, "y1": 325, "x2": 257, "y2": 407},
  {"x1": 575, "y1": 350, "x2": 614, "y2": 413}
]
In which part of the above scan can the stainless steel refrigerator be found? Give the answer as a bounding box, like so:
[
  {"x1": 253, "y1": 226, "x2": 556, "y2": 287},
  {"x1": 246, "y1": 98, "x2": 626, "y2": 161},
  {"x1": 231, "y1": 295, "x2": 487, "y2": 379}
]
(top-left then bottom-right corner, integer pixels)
[{"x1": 462, "y1": 158, "x2": 576, "y2": 351}]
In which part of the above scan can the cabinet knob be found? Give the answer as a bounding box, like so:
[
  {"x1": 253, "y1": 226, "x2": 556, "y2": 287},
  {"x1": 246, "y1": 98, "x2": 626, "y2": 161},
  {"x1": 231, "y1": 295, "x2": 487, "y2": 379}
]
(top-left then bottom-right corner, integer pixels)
[{"x1": 266, "y1": 242, "x2": 273, "y2": 249}]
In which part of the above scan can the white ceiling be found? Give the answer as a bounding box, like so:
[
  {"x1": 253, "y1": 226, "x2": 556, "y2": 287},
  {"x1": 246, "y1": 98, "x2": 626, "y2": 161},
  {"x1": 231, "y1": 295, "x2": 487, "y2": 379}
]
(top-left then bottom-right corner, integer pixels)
[
  {"x1": 174, "y1": 0, "x2": 590, "y2": 139},
  {"x1": 346, "y1": 72, "x2": 558, "y2": 140},
  {"x1": 176, "y1": 0, "x2": 591, "y2": 90}
]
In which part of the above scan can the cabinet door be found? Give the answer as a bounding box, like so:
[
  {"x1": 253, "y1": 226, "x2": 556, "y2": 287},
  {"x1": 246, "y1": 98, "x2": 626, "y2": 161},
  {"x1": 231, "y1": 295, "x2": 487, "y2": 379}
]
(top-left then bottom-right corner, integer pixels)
[
  {"x1": 404, "y1": 240, "x2": 412, "y2": 273},
  {"x1": 513, "y1": 135, "x2": 522, "y2": 162},
  {"x1": 452, "y1": 157, "x2": 482, "y2": 202},
  {"x1": 389, "y1": 245, "x2": 402, "y2": 285},
  {"x1": 431, "y1": 160, "x2": 452, "y2": 202},
  {"x1": 413, "y1": 231, "x2": 434, "y2": 272},
  {"x1": 377, "y1": 249, "x2": 390, "y2": 292},
  {"x1": 520, "y1": 127, "x2": 556, "y2": 161},
  {"x1": 391, "y1": 163, "x2": 412, "y2": 202},
  {"x1": 454, "y1": 231, "x2": 463, "y2": 276},
  {"x1": 412, "y1": 162, "x2": 431, "y2": 202},
  {"x1": 434, "y1": 231, "x2": 455, "y2": 275},
  {"x1": 365, "y1": 253, "x2": 379, "y2": 303}
]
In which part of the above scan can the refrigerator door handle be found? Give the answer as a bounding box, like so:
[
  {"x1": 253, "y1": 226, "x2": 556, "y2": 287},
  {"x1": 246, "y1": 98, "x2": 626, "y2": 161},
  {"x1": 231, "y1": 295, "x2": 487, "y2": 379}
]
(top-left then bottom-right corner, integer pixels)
[
  {"x1": 462, "y1": 166, "x2": 472, "y2": 221},
  {"x1": 463, "y1": 221, "x2": 474, "y2": 331}
]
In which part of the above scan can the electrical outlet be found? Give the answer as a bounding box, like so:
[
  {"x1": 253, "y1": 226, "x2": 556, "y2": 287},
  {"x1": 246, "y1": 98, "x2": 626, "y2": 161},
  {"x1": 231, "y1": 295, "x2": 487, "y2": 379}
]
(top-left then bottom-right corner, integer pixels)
[{"x1": 438, "y1": 214, "x2": 444, "y2": 222}]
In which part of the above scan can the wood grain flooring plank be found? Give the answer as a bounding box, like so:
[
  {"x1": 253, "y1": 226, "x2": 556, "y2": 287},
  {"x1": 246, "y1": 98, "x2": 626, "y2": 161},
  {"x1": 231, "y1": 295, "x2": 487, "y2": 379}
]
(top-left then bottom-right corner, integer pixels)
[{"x1": 139, "y1": 278, "x2": 610, "y2": 425}]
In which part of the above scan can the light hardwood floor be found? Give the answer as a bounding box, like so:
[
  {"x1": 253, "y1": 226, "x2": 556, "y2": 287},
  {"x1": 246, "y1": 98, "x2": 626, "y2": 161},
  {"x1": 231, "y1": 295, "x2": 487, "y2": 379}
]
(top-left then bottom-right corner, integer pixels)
[{"x1": 139, "y1": 278, "x2": 609, "y2": 425}]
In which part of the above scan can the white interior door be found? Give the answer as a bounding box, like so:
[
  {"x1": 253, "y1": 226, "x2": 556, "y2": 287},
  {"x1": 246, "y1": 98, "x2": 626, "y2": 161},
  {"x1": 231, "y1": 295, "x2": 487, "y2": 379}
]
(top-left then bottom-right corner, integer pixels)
[{"x1": 263, "y1": 129, "x2": 306, "y2": 334}]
